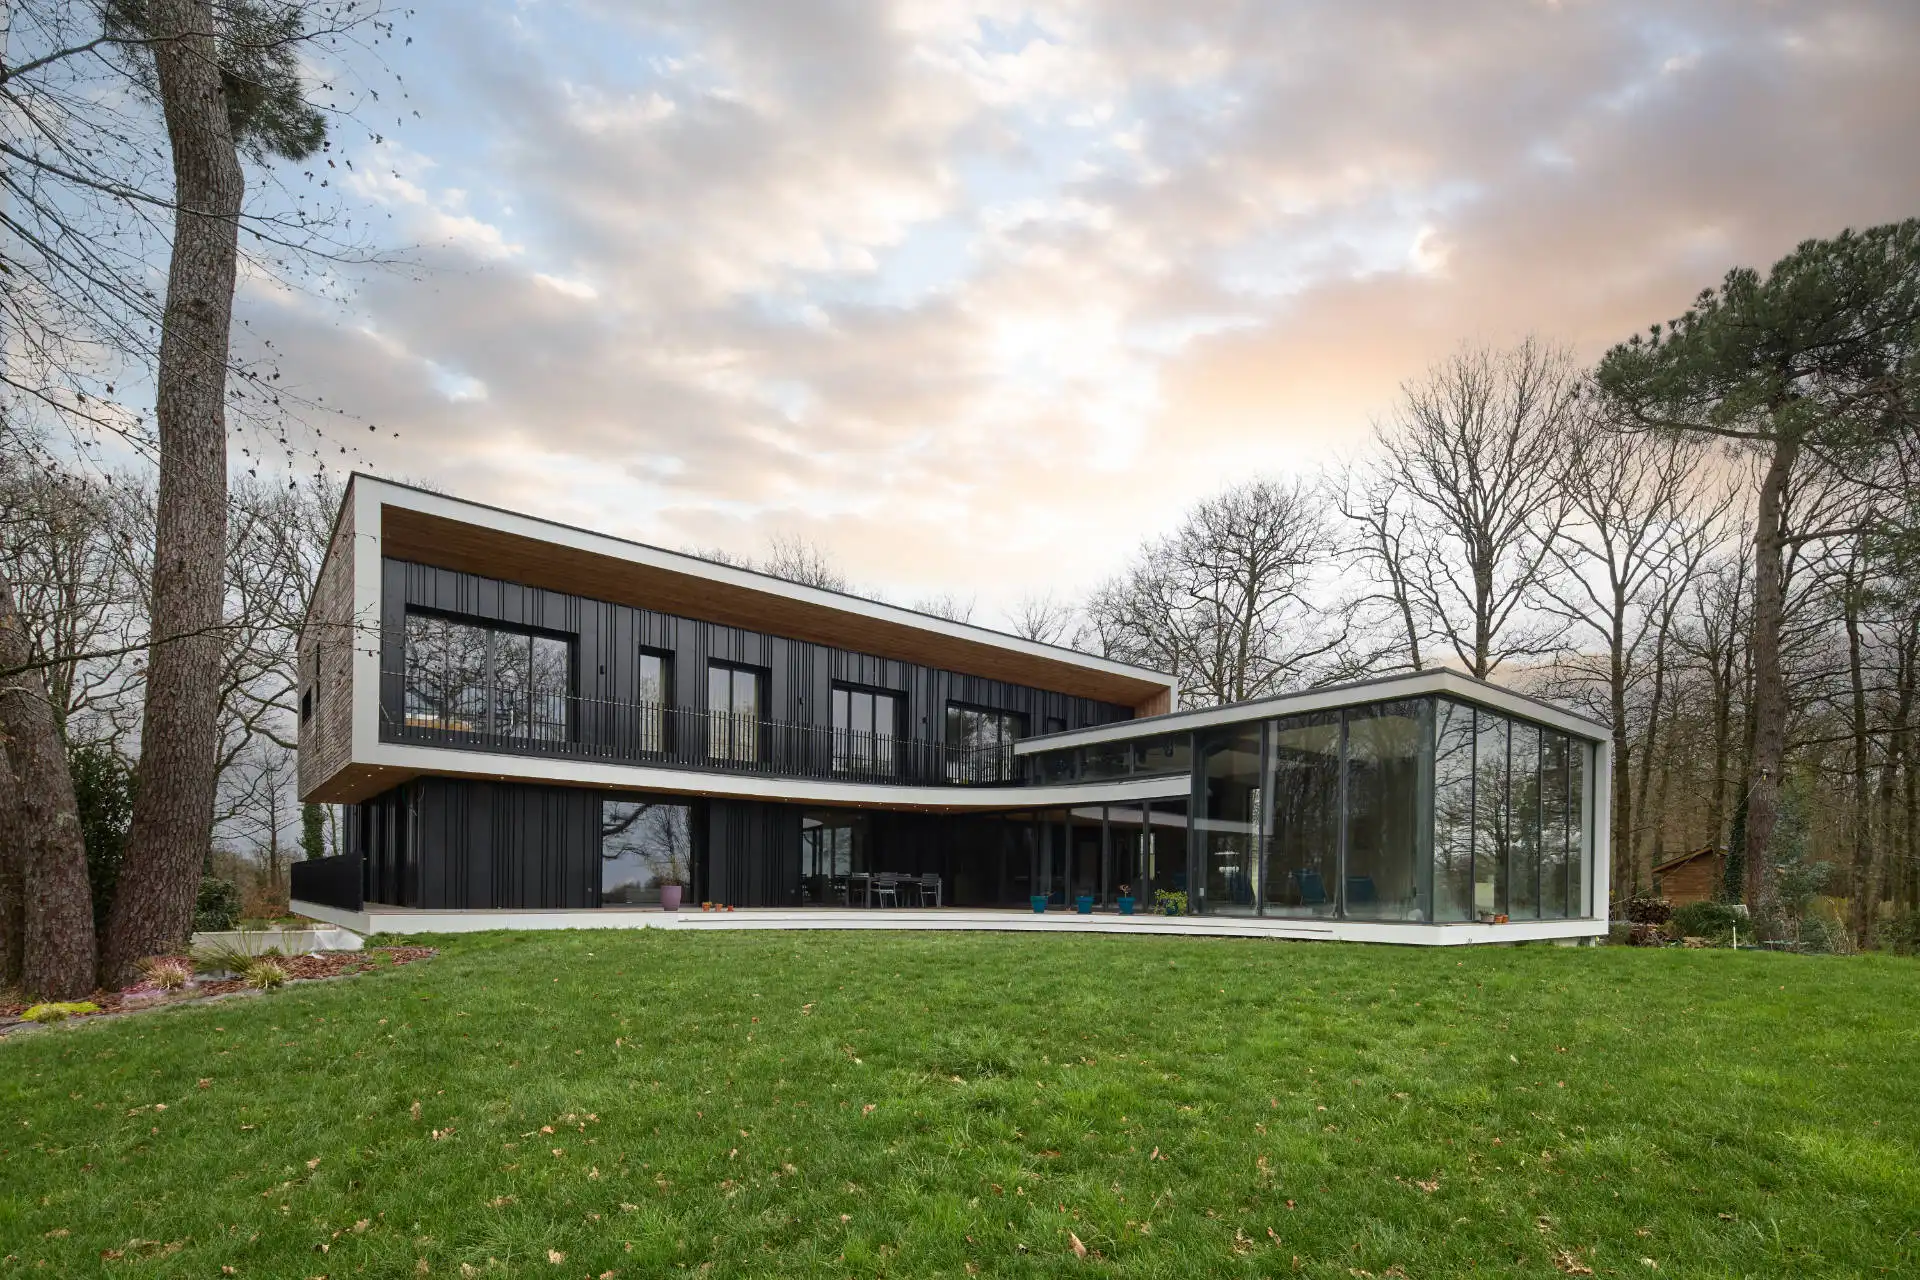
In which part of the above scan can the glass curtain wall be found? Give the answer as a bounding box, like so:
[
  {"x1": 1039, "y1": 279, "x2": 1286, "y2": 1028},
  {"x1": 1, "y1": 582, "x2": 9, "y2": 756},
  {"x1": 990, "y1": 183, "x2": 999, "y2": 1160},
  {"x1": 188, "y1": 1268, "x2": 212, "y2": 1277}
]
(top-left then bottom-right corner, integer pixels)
[
  {"x1": 1263, "y1": 712, "x2": 1340, "y2": 917},
  {"x1": 1342, "y1": 700, "x2": 1430, "y2": 921},
  {"x1": 1432, "y1": 700, "x2": 1475, "y2": 920},
  {"x1": 1199, "y1": 725, "x2": 1264, "y2": 915},
  {"x1": 1157, "y1": 696, "x2": 1595, "y2": 923}
]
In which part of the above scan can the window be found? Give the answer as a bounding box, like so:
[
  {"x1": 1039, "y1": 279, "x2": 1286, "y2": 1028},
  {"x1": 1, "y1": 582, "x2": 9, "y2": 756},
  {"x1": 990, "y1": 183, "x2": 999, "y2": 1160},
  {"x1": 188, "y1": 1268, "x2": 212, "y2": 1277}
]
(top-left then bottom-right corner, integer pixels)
[
  {"x1": 708, "y1": 662, "x2": 761, "y2": 763},
  {"x1": 945, "y1": 704, "x2": 1026, "y2": 782},
  {"x1": 1131, "y1": 734, "x2": 1191, "y2": 777},
  {"x1": 1263, "y1": 712, "x2": 1339, "y2": 918},
  {"x1": 1342, "y1": 700, "x2": 1427, "y2": 921},
  {"x1": 634, "y1": 650, "x2": 671, "y2": 754},
  {"x1": 600, "y1": 799, "x2": 693, "y2": 905},
  {"x1": 403, "y1": 612, "x2": 570, "y2": 743},
  {"x1": 1200, "y1": 725, "x2": 1263, "y2": 915},
  {"x1": 831, "y1": 684, "x2": 900, "y2": 776},
  {"x1": 301, "y1": 689, "x2": 313, "y2": 725},
  {"x1": 1432, "y1": 700, "x2": 1475, "y2": 921}
]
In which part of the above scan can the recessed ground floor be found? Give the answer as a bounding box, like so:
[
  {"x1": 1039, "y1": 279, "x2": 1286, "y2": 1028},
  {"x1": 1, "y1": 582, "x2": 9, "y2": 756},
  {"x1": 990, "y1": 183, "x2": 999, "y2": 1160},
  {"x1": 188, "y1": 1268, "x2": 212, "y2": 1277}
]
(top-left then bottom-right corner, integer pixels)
[{"x1": 290, "y1": 680, "x2": 1613, "y2": 944}]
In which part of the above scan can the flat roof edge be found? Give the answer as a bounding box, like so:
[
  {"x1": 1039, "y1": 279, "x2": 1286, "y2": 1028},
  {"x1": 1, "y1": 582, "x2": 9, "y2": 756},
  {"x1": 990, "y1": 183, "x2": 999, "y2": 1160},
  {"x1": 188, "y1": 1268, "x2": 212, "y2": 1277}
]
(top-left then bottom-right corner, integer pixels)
[
  {"x1": 353, "y1": 473, "x2": 1175, "y2": 692},
  {"x1": 1012, "y1": 668, "x2": 1609, "y2": 753}
]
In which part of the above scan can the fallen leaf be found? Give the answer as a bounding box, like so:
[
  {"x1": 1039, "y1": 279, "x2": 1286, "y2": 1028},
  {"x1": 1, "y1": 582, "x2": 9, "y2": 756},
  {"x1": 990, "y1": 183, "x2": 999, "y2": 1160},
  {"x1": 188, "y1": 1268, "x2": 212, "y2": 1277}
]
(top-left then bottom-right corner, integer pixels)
[
  {"x1": 548, "y1": 1248, "x2": 566, "y2": 1263},
  {"x1": 1070, "y1": 1231, "x2": 1087, "y2": 1258},
  {"x1": 1555, "y1": 1249, "x2": 1595, "y2": 1275}
]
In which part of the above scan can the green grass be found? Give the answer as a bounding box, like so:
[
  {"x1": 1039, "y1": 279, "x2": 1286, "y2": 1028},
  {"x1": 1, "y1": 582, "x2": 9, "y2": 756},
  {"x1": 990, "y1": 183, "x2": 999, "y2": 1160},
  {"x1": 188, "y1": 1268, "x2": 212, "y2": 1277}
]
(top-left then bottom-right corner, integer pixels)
[{"x1": 4, "y1": 933, "x2": 1918, "y2": 1278}]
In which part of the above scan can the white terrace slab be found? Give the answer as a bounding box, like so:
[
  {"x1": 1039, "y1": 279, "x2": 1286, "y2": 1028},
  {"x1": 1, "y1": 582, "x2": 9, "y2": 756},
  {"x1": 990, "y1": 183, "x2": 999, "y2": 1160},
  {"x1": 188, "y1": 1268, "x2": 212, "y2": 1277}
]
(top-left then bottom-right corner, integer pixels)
[{"x1": 293, "y1": 901, "x2": 1600, "y2": 947}]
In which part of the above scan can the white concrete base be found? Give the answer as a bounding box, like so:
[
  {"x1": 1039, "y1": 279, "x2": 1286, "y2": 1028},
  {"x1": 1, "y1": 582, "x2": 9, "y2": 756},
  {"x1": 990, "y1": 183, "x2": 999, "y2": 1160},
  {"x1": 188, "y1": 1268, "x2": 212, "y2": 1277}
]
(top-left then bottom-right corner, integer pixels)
[
  {"x1": 192, "y1": 925, "x2": 364, "y2": 953},
  {"x1": 292, "y1": 900, "x2": 1604, "y2": 947}
]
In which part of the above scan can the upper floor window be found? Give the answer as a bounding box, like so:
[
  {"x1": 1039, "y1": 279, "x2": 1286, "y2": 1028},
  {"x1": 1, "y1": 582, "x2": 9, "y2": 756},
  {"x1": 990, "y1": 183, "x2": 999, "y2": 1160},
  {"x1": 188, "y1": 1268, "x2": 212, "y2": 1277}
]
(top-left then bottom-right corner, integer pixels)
[
  {"x1": 404, "y1": 612, "x2": 570, "y2": 743},
  {"x1": 708, "y1": 661, "x2": 762, "y2": 763},
  {"x1": 633, "y1": 650, "x2": 672, "y2": 754},
  {"x1": 945, "y1": 703, "x2": 1025, "y2": 782},
  {"x1": 831, "y1": 684, "x2": 900, "y2": 776}
]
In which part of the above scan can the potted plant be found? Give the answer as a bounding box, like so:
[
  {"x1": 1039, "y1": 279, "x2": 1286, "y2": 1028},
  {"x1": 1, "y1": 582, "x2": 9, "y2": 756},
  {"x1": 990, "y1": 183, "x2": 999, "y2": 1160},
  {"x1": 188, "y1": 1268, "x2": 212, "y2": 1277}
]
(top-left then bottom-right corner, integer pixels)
[
  {"x1": 1117, "y1": 884, "x2": 1136, "y2": 916},
  {"x1": 1154, "y1": 888, "x2": 1187, "y2": 917},
  {"x1": 647, "y1": 824, "x2": 692, "y2": 911},
  {"x1": 1075, "y1": 893, "x2": 1095, "y2": 915},
  {"x1": 1031, "y1": 894, "x2": 1049, "y2": 913}
]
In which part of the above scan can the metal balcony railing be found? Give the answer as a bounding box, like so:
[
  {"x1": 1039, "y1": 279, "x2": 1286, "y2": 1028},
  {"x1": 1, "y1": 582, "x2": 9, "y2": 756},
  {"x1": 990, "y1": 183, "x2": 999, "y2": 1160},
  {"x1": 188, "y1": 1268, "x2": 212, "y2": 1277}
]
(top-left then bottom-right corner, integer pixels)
[{"x1": 380, "y1": 677, "x2": 1023, "y2": 786}]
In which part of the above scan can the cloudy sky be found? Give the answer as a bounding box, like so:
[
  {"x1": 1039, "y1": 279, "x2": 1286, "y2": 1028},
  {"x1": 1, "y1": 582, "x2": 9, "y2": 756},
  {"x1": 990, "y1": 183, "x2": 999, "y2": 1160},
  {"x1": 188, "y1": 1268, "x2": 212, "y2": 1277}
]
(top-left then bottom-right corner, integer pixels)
[{"x1": 256, "y1": 0, "x2": 1919, "y2": 618}]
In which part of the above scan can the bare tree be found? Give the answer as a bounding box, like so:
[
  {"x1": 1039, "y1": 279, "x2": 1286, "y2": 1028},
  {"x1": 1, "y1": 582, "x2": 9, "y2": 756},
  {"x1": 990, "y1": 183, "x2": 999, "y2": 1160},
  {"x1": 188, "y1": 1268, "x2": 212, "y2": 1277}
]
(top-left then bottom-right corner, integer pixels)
[
  {"x1": 1373, "y1": 338, "x2": 1580, "y2": 678},
  {"x1": 760, "y1": 533, "x2": 849, "y2": 592},
  {"x1": 1004, "y1": 592, "x2": 1075, "y2": 646},
  {"x1": 1540, "y1": 413, "x2": 1725, "y2": 893},
  {"x1": 1336, "y1": 466, "x2": 1425, "y2": 672},
  {"x1": 0, "y1": 454, "x2": 150, "y2": 745},
  {"x1": 912, "y1": 592, "x2": 977, "y2": 624},
  {"x1": 1086, "y1": 478, "x2": 1346, "y2": 706}
]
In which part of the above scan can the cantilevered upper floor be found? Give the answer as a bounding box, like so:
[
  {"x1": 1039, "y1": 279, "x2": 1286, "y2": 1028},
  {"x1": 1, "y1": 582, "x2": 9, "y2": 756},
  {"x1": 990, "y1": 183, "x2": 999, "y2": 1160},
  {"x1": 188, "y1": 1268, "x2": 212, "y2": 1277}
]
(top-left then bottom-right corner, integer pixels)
[{"x1": 295, "y1": 476, "x2": 1181, "y2": 807}]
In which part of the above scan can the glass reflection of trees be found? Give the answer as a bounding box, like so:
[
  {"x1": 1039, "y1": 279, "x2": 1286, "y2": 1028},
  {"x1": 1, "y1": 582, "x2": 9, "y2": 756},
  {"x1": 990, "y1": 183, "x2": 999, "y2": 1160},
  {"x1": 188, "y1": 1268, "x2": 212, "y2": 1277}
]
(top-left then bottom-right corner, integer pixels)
[{"x1": 599, "y1": 800, "x2": 693, "y2": 905}]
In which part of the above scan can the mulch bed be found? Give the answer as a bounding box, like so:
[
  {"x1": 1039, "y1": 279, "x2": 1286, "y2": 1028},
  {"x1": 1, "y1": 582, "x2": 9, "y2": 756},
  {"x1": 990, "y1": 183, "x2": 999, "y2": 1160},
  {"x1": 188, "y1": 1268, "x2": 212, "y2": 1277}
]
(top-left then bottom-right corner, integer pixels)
[{"x1": 0, "y1": 946, "x2": 437, "y2": 1030}]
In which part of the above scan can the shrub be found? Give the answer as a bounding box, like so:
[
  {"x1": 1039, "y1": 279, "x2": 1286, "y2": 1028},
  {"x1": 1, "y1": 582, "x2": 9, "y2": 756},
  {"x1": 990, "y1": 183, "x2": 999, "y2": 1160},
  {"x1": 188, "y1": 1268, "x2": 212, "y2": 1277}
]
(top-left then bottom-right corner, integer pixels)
[
  {"x1": 1670, "y1": 901, "x2": 1743, "y2": 944},
  {"x1": 1606, "y1": 923, "x2": 1635, "y2": 946},
  {"x1": 1881, "y1": 910, "x2": 1920, "y2": 957},
  {"x1": 1795, "y1": 915, "x2": 1855, "y2": 956},
  {"x1": 69, "y1": 741, "x2": 136, "y2": 935},
  {"x1": 1627, "y1": 923, "x2": 1667, "y2": 947},
  {"x1": 1623, "y1": 896, "x2": 1673, "y2": 926},
  {"x1": 1153, "y1": 889, "x2": 1188, "y2": 915},
  {"x1": 194, "y1": 876, "x2": 241, "y2": 932},
  {"x1": 23, "y1": 1001, "x2": 100, "y2": 1023},
  {"x1": 244, "y1": 958, "x2": 288, "y2": 989}
]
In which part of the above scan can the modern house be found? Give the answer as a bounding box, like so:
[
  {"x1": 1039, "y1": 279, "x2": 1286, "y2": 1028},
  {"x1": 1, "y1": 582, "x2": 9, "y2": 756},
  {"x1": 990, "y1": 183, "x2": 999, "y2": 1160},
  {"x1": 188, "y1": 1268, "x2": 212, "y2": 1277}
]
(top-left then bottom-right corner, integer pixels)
[{"x1": 291, "y1": 476, "x2": 1612, "y2": 944}]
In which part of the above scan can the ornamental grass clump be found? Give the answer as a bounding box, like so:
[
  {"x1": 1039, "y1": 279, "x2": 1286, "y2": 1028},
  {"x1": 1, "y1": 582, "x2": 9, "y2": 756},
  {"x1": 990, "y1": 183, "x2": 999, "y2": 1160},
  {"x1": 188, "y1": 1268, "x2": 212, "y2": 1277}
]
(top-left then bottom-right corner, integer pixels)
[
  {"x1": 139, "y1": 957, "x2": 194, "y2": 992},
  {"x1": 243, "y1": 958, "x2": 288, "y2": 990}
]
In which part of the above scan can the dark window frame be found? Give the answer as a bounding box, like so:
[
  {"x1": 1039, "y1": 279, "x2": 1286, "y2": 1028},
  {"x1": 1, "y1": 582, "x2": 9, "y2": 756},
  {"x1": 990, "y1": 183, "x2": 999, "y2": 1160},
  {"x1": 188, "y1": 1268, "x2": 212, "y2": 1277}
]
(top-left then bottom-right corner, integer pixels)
[
  {"x1": 706, "y1": 659, "x2": 765, "y2": 763},
  {"x1": 402, "y1": 608, "x2": 574, "y2": 743}
]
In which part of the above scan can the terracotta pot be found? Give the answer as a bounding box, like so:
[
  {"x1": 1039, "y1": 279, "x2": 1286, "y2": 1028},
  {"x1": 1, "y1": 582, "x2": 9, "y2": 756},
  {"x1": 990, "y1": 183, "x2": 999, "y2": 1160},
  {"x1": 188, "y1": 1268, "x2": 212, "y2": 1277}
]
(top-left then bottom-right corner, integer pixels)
[{"x1": 660, "y1": 884, "x2": 683, "y2": 912}]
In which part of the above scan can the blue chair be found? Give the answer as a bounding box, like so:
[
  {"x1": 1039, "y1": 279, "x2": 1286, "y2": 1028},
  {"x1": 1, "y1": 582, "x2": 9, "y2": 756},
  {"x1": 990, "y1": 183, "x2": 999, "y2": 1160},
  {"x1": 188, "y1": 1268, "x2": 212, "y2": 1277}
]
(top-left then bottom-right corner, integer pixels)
[
  {"x1": 1290, "y1": 869, "x2": 1327, "y2": 906},
  {"x1": 1345, "y1": 875, "x2": 1377, "y2": 906}
]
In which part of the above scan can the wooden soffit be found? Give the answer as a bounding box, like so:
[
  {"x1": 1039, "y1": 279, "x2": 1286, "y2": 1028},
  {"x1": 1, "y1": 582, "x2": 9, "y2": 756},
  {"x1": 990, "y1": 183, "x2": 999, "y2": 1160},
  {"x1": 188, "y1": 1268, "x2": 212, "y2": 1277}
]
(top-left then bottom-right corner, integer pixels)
[{"x1": 379, "y1": 504, "x2": 1171, "y2": 709}]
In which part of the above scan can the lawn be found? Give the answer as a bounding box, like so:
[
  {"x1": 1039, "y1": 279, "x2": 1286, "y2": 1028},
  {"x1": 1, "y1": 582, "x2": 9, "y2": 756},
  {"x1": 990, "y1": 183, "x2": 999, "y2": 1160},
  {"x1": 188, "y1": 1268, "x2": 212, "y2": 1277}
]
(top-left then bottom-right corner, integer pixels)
[{"x1": 3, "y1": 933, "x2": 1917, "y2": 1278}]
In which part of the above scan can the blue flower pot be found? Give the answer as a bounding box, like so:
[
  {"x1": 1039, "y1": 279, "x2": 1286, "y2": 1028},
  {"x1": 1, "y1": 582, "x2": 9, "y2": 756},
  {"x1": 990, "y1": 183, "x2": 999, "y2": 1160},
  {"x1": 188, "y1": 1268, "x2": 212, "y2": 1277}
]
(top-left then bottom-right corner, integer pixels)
[
  {"x1": 1075, "y1": 895, "x2": 1094, "y2": 915},
  {"x1": 1118, "y1": 897, "x2": 1135, "y2": 916},
  {"x1": 1031, "y1": 895, "x2": 1048, "y2": 914}
]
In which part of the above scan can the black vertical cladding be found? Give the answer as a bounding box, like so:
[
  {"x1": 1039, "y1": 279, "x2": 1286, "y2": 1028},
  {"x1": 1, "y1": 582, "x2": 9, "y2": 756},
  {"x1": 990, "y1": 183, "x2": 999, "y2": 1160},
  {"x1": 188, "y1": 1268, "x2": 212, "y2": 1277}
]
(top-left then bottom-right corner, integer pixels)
[
  {"x1": 381, "y1": 557, "x2": 1135, "y2": 743},
  {"x1": 706, "y1": 800, "x2": 802, "y2": 907}
]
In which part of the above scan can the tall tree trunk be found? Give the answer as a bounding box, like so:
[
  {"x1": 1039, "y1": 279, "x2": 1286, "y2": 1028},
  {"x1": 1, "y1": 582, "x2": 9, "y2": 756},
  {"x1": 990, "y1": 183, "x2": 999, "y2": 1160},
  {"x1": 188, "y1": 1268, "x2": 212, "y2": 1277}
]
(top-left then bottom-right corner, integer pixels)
[
  {"x1": 0, "y1": 568, "x2": 97, "y2": 999},
  {"x1": 105, "y1": 0, "x2": 245, "y2": 982},
  {"x1": 1610, "y1": 658, "x2": 1633, "y2": 904},
  {"x1": 1632, "y1": 617, "x2": 1672, "y2": 891},
  {"x1": 1742, "y1": 436, "x2": 1797, "y2": 906},
  {"x1": 0, "y1": 739, "x2": 25, "y2": 989},
  {"x1": 1706, "y1": 647, "x2": 1733, "y2": 855},
  {"x1": 1843, "y1": 573, "x2": 1876, "y2": 944}
]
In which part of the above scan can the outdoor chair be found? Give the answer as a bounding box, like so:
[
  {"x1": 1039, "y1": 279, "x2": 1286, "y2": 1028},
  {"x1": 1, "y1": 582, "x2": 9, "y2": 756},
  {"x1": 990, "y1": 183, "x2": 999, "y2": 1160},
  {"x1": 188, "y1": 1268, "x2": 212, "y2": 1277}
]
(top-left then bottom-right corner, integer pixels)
[
  {"x1": 918, "y1": 873, "x2": 942, "y2": 907},
  {"x1": 1290, "y1": 869, "x2": 1328, "y2": 906},
  {"x1": 1345, "y1": 875, "x2": 1377, "y2": 906},
  {"x1": 874, "y1": 875, "x2": 899, "y2": 907}
]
